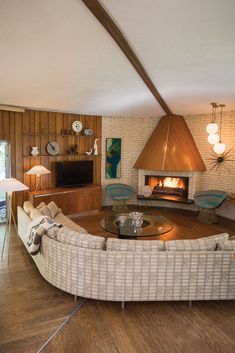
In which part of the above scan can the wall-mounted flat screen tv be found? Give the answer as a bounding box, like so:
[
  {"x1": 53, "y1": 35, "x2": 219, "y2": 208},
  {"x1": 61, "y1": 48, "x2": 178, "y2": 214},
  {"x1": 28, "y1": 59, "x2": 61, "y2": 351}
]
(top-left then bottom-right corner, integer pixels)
[{"x1": 55, "y1": 160, "x2": 93, "y2": 188}]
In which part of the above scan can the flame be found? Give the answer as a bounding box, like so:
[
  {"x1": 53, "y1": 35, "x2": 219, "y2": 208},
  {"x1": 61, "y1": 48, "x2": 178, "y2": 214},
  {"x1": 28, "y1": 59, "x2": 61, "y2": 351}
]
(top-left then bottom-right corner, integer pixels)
[{"x1": 147, "y1": 176, "x2": 185, "y2": 189}]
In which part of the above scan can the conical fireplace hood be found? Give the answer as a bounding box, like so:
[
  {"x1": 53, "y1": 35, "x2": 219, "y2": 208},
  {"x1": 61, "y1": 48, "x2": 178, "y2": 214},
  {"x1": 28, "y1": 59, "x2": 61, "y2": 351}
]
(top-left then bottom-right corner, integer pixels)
[{"x1": 134, "y1": 115, "x2": 206, "y2": 171}]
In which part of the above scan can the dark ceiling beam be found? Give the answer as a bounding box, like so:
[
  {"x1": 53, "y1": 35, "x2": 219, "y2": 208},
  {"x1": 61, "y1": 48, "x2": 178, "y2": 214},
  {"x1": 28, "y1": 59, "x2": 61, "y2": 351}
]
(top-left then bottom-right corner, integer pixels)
[{"x1": 81, "y1": 0, "x2": 172, "y2": 115}]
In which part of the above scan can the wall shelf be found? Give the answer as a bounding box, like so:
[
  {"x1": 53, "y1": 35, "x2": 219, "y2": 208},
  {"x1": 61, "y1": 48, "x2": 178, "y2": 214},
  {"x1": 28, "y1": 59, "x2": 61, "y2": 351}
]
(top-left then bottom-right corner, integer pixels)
[{"x1": 23, "y1": 154, "x2": 101, "y2": 158}]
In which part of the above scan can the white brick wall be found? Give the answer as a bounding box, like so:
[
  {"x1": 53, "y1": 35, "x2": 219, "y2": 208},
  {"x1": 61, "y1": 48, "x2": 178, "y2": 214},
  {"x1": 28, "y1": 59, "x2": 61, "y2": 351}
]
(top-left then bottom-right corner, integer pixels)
[
  {"x1": 102, "y1": 113, "x2": 235, "y2": 220},
  {"x1": 102, "y1": 116, "x2": 159, "y2": 205}
]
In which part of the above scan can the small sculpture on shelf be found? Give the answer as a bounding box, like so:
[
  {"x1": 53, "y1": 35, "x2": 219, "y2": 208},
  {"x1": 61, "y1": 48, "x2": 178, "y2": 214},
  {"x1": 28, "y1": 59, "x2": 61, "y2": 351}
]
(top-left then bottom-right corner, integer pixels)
[
  {"x1": 31, "y1": 146, "x2": 39, "y2": 156},
  {"x1": 84, "y1": 148, "x2": 93, "y2": 156},
  {"x1": 67, "y1": 144, "x2": 78, "y2": 155},
  {"x1": 93, "y1": 139, "x2": 98, "y2": 156}
]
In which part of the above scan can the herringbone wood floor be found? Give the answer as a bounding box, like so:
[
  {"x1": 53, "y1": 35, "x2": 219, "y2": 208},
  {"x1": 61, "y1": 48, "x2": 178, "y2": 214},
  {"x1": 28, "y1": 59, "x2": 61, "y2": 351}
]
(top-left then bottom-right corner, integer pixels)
[{"x1": 1, "y1": 206, "x2": 235, "y2": 353}]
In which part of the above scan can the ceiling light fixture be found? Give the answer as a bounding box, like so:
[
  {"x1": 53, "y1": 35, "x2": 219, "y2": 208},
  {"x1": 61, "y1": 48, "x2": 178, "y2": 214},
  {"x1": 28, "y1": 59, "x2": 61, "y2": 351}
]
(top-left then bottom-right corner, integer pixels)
[
  {"x1": 213, "y1": 104, "x2": 226, "y2": 155},
  {"x1": 206, "y1": 103, "x2": 219, "y2": 135}
]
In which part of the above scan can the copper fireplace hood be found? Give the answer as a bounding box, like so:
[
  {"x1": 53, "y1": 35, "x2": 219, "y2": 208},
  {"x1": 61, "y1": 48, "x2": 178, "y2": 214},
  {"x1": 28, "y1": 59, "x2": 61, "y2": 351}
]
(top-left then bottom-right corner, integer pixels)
[{"x1": 134, "y1": 115, "x2": 206, "y2": 171}]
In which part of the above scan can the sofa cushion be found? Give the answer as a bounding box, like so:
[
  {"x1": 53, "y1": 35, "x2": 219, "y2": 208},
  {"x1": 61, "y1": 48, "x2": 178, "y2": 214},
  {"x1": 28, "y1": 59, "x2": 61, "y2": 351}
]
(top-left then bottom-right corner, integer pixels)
[
  {"x1": 57, "y1": 227, "x2": 105, "y2": 250},
  {"x1": 36, "y1": 202, "x2": 46, "y2": 212},
  {"x1": 23, "y1": 201, "x2": 34, "y2": 215},
  {"x1": 29, "y1": 208, "x2": 43, "y2": 220},
  {"x1": 106, "y1": 238, "x2": 165, "y2": 251},
  {"x1": 165, "y1": 233, "x2": 229, "y2": 251},
  {"x1": 47, "y1": 201, "x2": 60, "y2": 218},
  {"x1": 39, "y1": 205, "x2": 51, "y2": 218},
  {"x1": 54, "y1": 212, "x2": 87, "y2": 234},
  {"x1": 217, "y1": 240, "x2": 235, "y2": 251}
]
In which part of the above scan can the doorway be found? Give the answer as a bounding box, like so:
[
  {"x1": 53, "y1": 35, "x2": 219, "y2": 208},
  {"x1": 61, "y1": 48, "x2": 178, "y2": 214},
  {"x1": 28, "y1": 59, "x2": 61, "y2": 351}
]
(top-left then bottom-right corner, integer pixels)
[{"x1": 0, "y1": 141, "x2": 10, "y2": 223}]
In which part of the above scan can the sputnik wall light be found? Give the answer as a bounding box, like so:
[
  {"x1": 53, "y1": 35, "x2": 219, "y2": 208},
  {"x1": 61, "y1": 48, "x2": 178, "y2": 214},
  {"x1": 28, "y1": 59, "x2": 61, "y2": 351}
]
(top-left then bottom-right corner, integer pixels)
[
  {"x1": 213, "y1": 104, "x2": 226, "y2": 155},
  {"x1": 207, "y1": 103, "x2": 219, "y2": 145}
]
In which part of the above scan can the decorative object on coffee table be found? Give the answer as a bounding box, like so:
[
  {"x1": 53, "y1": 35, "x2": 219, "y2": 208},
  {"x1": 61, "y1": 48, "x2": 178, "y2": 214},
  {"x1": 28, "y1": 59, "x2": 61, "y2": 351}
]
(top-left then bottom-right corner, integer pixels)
[
  {"x1": 105, "y1": 183, "x2": 134, "y2": 212},
  {"x1": 100, "y1": 213, "x2": 173, "y2": 238},
  {"x1": 194, "y1": 189, "x2": 228, "y2": 224},
  {"x1": 105, "y1": 138, "x2": 121, "y2": 179}
]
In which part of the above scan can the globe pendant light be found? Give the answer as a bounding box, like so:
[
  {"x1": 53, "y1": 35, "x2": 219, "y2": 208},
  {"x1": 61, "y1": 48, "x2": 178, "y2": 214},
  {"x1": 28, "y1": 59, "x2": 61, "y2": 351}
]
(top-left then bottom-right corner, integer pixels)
[
  {"x1": 206, "y1": 103, "x2": 219, "y2": 134},
  {"x1": 213, "y1": 104, "x2": 226, "y2": 154},
  {"x1": 207, "y1": 133, "x2": 219, "y2": 145}
]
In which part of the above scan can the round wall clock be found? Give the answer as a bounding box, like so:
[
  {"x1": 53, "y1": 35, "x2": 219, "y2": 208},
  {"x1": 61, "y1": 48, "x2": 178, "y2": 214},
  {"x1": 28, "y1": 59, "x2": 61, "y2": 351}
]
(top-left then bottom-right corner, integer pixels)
[
  {"x1": 46, "y1": 141, "x2": 60, "y2": 155},
  {"x1": 72, "y1": 120, "x2": 83, "y2": 133}
]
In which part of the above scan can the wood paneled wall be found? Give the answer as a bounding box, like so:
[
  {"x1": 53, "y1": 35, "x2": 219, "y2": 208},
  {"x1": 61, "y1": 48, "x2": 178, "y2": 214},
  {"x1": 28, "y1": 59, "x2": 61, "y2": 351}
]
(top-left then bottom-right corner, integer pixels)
[{"x1": 0, "y1": 109, "x2": 102, "y2": 211}]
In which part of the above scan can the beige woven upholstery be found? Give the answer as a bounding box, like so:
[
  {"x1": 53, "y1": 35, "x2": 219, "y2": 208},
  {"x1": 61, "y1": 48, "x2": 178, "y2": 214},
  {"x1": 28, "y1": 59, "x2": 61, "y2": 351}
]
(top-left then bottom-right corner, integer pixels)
[{"x1": 17, "y1": 206, "x2": 235, "y2": 302}]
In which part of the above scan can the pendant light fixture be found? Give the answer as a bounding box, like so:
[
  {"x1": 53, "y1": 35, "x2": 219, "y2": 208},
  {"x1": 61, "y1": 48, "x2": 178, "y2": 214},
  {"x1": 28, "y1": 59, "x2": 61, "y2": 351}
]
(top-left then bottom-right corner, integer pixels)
[
  {"x1": 213, "y1": 104, "x2": 226, "y2": 154},
  {"x1": 206, "y1": 102, "x2": 219, "y2": 134}
]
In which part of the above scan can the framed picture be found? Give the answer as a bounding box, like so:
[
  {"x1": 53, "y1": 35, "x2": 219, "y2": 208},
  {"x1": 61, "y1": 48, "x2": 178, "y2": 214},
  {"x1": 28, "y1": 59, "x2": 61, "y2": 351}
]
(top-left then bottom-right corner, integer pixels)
[{"x1": 105, "y1": 138, "x2": 121, "y2": 179}]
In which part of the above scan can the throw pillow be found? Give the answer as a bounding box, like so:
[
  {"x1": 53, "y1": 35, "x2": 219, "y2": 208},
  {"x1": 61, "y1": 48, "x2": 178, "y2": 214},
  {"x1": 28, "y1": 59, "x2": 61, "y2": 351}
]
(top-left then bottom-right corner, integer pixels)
[
  {"x1": 106, "y1": 238, "x2": 165, "y2": 251},
  {"x1": 165, "y1": 238, "x2": 216, "y2": 251},
  {"x1": 217, "y1": 240, "x2": 235, "y2": 251},
  {"x1": 29, "y1": 208, "x2": 42, "y2": 221},
  {"x1": 47, "y1": 201, "x2": 60, "y2": 218},
  {"x1": 165, "y1": 233, "x2": 229, "y2": 251},
  {"x1": 57, "y1": 227, "x2": 105, "y2": 250},
  {"x1": 39, "y1": 205, "x2": 51, "y2": 218},
  {"x1": 23, "y1": 201, "x2": 34, "y2": 215},
  {"x1": 36, "y1": 202, "x2": 47, "y2": 212}
]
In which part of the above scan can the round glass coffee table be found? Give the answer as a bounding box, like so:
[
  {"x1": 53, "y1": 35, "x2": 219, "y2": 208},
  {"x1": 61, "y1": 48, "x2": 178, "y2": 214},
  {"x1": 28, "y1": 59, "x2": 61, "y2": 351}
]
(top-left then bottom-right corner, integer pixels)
[{"x1": 100, "y1": 213, "x2": 173, "y2": 238}]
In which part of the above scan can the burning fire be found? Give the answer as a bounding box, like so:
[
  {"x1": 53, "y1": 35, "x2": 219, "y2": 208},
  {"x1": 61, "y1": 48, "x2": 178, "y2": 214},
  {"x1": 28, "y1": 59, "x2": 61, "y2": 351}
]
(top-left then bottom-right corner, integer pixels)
[{"x1": 148, "y1": 177, "x2": 185, "y2": 189}]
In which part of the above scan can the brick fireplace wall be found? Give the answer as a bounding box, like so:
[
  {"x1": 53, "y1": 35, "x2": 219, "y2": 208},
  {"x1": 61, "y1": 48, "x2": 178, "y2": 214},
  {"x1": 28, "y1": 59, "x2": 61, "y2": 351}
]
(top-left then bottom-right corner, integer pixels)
[{"x1": 102, "y1": 112, "x2": 235, "y2": 220}]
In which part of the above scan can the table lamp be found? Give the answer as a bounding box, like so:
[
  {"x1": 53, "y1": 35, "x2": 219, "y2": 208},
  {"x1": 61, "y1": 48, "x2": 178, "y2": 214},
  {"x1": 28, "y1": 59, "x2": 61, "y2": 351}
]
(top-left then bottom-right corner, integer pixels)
[
  {"x1": 26, "y1": 165, "x2": 51, "y2": 192},
  {"x1": 0, "y1": 178, "x2": 29, "y2": 260}
]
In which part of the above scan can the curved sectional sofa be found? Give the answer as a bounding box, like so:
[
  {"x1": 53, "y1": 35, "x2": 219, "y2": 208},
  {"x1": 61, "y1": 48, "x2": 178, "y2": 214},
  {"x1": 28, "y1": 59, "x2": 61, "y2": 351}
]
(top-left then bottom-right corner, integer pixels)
[{"x1": 17, "y1": 206, "x2": 235, "y2": 302}]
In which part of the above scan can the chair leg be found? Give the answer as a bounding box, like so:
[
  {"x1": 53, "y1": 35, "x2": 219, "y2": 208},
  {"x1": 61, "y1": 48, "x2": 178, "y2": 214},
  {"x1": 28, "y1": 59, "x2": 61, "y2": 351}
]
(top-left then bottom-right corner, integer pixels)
[
  {"x1": 113, "y1": 200, "x2": 128, "y2": 213},
  {"x1": 198, "y1": 208, "x2": 218, "y2": 224}
]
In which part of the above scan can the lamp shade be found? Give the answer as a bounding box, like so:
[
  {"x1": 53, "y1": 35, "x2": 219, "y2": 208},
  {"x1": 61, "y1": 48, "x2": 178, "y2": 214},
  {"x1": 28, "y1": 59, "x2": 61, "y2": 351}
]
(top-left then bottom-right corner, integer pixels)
[
  {"x1": 207, "y1": 133, "x2": 220, "y2": 145},
  {"x1": 0, "y1": 178, "x2": 29, "y2": 192},
  {"x1": 26, "y1": 165, "x2": 51, "y2": 175},
  {"x1": 206, "y1": 123, "x2": 218, "y2": 134},
  {"x1": 213, "y1": 142, "x2": 226, "y2": 155}
]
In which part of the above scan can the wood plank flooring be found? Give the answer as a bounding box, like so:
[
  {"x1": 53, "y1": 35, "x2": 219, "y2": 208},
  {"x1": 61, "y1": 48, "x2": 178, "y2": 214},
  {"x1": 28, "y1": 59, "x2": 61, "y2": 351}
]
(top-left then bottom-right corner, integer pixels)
[{"x1": 0, "y1": 206, "x2": 235, "y2": 353}]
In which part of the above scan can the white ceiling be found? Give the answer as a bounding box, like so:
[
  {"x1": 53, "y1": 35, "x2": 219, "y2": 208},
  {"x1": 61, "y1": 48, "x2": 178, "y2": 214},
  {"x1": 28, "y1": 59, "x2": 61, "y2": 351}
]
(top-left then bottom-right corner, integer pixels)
[{"x1": 0, "y1": 0, "x2": 235, "y2": 117}]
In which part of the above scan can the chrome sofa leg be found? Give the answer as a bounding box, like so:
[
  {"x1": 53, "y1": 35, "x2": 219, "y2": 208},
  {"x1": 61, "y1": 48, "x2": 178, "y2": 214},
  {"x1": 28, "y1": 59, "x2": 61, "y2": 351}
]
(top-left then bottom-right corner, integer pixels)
[
  {"x1": 121, "y1": 301, "x2": 125, "y2": 310},
  {"x1": 188, "y1": 300, "x2": 192, "y2": 308},
  {"x1": 74, "y1": 295, "x2": 78, "y2": 302}
]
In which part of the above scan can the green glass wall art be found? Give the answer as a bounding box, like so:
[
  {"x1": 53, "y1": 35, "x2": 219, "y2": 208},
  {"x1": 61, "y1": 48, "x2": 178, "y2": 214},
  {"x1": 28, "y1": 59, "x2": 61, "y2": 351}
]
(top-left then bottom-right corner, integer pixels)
[{"x1": 105, "y1": 138, "x2": 121, "y2": 179}]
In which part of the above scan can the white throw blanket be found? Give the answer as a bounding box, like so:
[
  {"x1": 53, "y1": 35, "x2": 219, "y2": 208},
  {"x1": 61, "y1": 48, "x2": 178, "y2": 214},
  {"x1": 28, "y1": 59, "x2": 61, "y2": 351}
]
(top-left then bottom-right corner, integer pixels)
[{"x1": 27, "y1": 216, "x2": 62, "y2": 255}]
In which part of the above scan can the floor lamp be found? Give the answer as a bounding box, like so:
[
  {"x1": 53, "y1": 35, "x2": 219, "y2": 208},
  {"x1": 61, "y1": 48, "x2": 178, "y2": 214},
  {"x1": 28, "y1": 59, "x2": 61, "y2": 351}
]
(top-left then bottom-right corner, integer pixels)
[
  {"x1": 26, "y1": 165, "x2": 51, "y2": 192},
  {"x1": 0, "y1": 178, "x2": 29, "y2": 260}
]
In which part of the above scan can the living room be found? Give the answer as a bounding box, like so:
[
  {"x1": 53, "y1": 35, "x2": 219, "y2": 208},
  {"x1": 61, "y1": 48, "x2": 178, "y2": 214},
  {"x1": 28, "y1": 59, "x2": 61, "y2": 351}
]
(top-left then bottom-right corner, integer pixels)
[{"x1": 0, "y1": 1, "x2": 235, "y2": 353}]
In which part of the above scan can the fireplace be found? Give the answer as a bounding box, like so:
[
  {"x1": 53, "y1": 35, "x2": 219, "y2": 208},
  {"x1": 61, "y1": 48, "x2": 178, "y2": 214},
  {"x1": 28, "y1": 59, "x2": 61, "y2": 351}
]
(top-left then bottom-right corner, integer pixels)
[{"x1": 145, "y1": 175, "x2": 189, "y2": 200}]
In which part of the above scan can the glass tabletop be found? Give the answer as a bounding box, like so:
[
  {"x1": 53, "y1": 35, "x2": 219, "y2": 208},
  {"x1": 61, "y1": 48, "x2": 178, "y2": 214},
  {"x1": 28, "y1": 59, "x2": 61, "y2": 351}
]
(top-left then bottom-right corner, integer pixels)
[{"x1": 100, "y1": 213, "x2": 173, "y2": 237}]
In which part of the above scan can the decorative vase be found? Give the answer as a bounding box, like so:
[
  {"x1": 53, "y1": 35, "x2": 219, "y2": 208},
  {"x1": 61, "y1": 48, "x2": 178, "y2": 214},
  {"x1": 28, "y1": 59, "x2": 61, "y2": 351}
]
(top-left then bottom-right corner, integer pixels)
[
  {"x1": 93, "y1": 139, "x2": 98, "y2": 156},
  {"x1": 31, "y1": 146, "x2": 39, "y2": 156}
]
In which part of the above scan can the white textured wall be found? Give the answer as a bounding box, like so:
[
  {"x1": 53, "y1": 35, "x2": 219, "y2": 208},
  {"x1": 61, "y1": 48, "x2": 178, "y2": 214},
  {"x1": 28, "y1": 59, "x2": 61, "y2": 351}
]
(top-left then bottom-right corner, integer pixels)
[
  {"x1": 101, "y1": 116, "x2": 159, "y2": 205},
  {"x1": 185, "y1": 111, "x2": 235, "y2": 220},
  {"x1": 102, "y1": 113, "x2": 235, "y2": 220}
]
